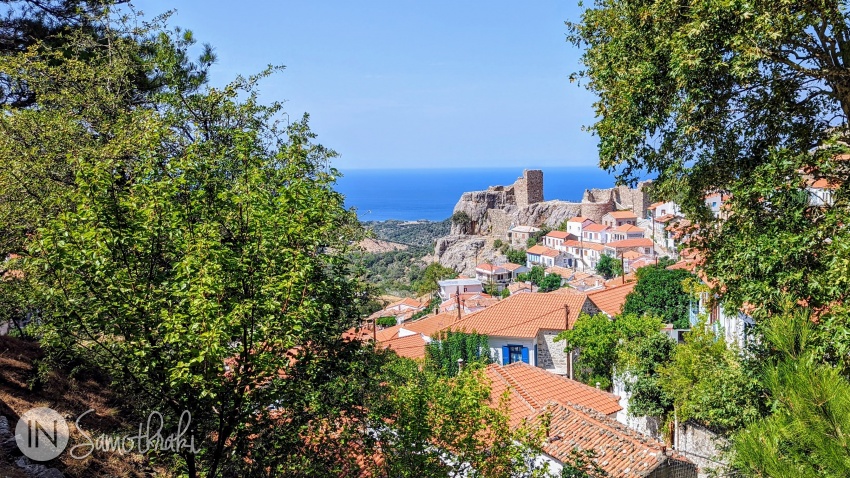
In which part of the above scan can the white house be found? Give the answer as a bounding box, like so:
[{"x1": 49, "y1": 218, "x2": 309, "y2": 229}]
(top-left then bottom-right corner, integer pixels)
[
  {"x1": 566, "y1": 216, "x2": 594, "y2": 238},
  {"x1": 526, "y1": 245, "x2": 570, "y2": 269},
  {"x1": 474, "y1": 263, "x2": 511, "y2": 290},
  {"x1": 609, "y1": 224, "x2": 645, "y2": 242},
  {"x1": 601, "y1": 211, "x2": 638, "y2": 228},
  {"x1": 509, "y1": 225, "x2": 541, "y2": 247},
  {"x1": 543, "y1": 230, "x2": 572, "y2": 250},
  {"x1": 443, "y1": 292, "x2": 598, "y2": 374},
  {"x1": 581, "y1": 224, "x2": 610, "y2": 244},
  {"x1": 437, "y1": 278, "x2": 484, "y2": 300}
]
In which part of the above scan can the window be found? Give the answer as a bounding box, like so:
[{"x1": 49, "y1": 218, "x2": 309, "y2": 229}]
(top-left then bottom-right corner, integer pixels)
[{"x1": 502, "y1": 345, "x2": 529, "y2": 365}]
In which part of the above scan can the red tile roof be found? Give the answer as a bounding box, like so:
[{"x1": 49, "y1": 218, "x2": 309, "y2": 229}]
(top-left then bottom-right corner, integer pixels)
[
  {"x1": 654, "y1": 214, "x2": 678, "y2": 223},
  {"x1": 527, "y1": 245, "x2": 561, "y2": 257},
  {"x1": 587, "y1": 282, "x2": 636, "y2": 317},
  {"x1": 488, "y1": 363, "x2": 622, "y2": 417},
  {"x1": 647, "y1": 202, "x2": 665, "y2": 210},
  {"x1": 445, "y1": 292, "x2": 588, "y2": 338},
  {"x1": 501, "y1": 262, "x2": 525, "y2": 271},
  {"x1": 386, "y1": 297, "x2": 423, "y2": 310},
  {"x1": 614, "y1": 224, "x2": 644, "y2": 233},
  {"x1": 536, "y1": 403, "x2": 690, "y2": 478},
  {"x1": 605, "y1": 211, "x2": 638, "y2": 219},
  {"x1": 545, "y1": 230, "x2": 571, "y2": 239},
  {"x1": 402, "y1": 312, "x2": 458, "y2": 338},
  {"x1": 584, "y1": 224, "x2": 609, "y2": 233},
  {"x1": 605, "y1": 238, "x2": 654, "y2": 249},
  {"x1": 582, "y1": 242, "x2": 606, "y2": 252},
  {"x1": 380, "y1": 334, "x2": 428, "y2": 359},
  {"x1": 568, "y1": 216, "x2": 592, "y2": 223},
  {"x1": 621, "y1": 251, "x2": 642, "y2": 260},
  {"x1": 809, "y1": 178, "x2": 840, "y2": 189}
]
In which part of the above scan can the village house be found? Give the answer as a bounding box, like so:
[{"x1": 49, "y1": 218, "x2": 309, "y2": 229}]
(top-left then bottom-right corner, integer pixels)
[
  {"x1": 439, "y1": 292, "x2": 498, "y2": 315},
  {"x1": 437, "y1": 278, "x2": 484, "y2": 300},
  {"x1": 508, "y1": 225, "x2": 541, "y2": 247},
  {"x1": 647, "y1": 201, "x2": 681, "y2": 220},
  {"x1": 704, "y1": 192, "x2": 730, "y2": 218},
  {"x1": 806, "y1": 178, "x2": 838, "y2": 207},
  {"x1": 581, "y1": 223, "x2": 610, "y2": 244},
  {"x1": 580, "y1": 242, "x2": 606, "y2": 270},
  {"x1": 601, "y1": 210, "x2": 638, "y2": 228},
  {"x1": 609, "y1": 224, "x2": 645, "y2": 242},
  {"x1": 474, "y1": 263, "x2": 512, "y2": 290},
  {"x1": 526, "y1": 244, "x2": 570, "y2": 269},
  {"x1": 566, "y1": 216, "x2": 594, "y2": 238},
  {"x1": 621, "y1": 251, "x2": 654, "y2": 273},
  {"x1": 501, "y1": 262, "x2": 529, "y2": 281},
  {"x1": 603, "y1": 238, "x2": 655, "y2": 258},
  {"x1": 485, "y1": 363, "x2": 694, "y2": 478},
  {"x1": 542, "y1": 230, "x2": 572, "y2": 250},
  {"x1": 586, "y1": 281, "x2": 636, "y2": 317},
  {"x1": 444, "y1": 292, "x2": 598, "y2": 375},
  {"x1": 507, "y1": 281, "x2": 536, "y2": 295},
  {"x1": 374, "y1": 313, "x2": 459, "y2": 359}
]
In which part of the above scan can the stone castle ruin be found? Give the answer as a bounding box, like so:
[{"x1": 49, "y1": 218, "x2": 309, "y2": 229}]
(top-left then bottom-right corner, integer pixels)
[{"x1": 437, "y1": 169, "x2": 651, "y2": 274}]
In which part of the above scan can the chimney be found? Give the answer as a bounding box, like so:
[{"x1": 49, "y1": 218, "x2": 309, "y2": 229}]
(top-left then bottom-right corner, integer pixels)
[
  {"x1": 564, "y1": 304, "x2": 570, "y2": 330},
  {"x1": 457, "y1": 358, "x2": 465, "y2": 373},
  {"x1": 596, "y1": 382, "x2": 601, "y2": 389}
]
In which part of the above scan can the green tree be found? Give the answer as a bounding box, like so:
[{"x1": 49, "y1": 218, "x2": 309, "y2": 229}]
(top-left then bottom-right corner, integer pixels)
[
  {"x1": 622, "y1": 266, "x2": 696, "y2": 329},
  {"x1": 538, "y1": 273, "x2": 563, "y2": 292},
  {"x1": 425, "y1": 330, "x2": 491, "y2": 377},
  {"x1": 556, "y1": 313, "x2": 662, "y2": 390},
  {"x1": 416, "y1": 262, "x2": 457, "y2": 296},
  {"x1": 5, "y1": 16, "x2": 385, "y2": 477},
  {"x1": 506, "y1": 247, "x2": 527, "y2": 265},
  {"x1": 569, "y1": 0, "x2": 850, "y2": 318},
  {"x1": 658, "y1": 319, "x2": 762, "y2": 433},
  {"x1": 517, "y1": 265, "x2": 546, "y2": 286},
  {"x1": 732, "y1": 310, "x2": 850, "y2": 477},
  {"x1": 373, "y1": 356, "x2": 547, "y2": 477},
  {"x1": 617, "y1": 333, "x2": 676, "y2": 418},
  {"x1": 595, "y1": 254, "x2": 622, "y2": 280}
]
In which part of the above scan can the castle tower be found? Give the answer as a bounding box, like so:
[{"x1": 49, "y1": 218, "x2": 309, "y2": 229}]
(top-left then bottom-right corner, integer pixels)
[{"x1": 515, "y1": 169, "x2": 544, "y2": 208}]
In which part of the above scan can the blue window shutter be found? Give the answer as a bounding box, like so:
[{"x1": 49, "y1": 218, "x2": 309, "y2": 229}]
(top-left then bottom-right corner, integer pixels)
[
  {"x1": 502, "y1": 346, "x2": 510, "y2": 365},
  {"x1": 521, "y1": 347, "x2": 529, "y2": 364},
  {"x1": 533, "y1": 345, "x2": 538, "y2": 366}
]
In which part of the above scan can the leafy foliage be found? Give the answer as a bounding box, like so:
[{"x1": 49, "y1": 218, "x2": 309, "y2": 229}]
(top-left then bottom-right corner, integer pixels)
[
  {"x1": 595, "y1": 254, "x2": 622, "y2": 280},
  {"x1": 362, "y1": 219, "x2": 451, "y2": 248},
  {"x1": 556, "y1": 313, "x2": 662, "y2": 391},
  {"x1": 2, "y1": 14, "x2": 386, "y2": 477},
  {"x1": 417, "y1": 262, "x2": 458, "y2": 296},
  {"x1": 538, "y1": 273, "x2": 563, "y2": 292},
  {"x1": 517, "y1": 265, "x2": 546, "y2": 286},
  {"x1": 505, "y1": 247, "x2": 527, "y2": 265},
  {"x1": 352, "y1": 246, "x2": 431, "y2": 295},
  {"x1": 426, "y1": 331, "x2": 491, "y2": 377},
  {"x1": 658, "y1": 320, "x2": 763, "y2": 433},
  {"x1": 373, "y1": 357, "x2": 547, "y2": 477},
  {"x1": 617, "y1": 333, "x2": 676, "y2": 418},
  {"x1": 622, "y1": 265, "x2": 696, "y2": 329},
  {"x1": 569, "y1": 0, "x2": 850, "y2": 319},
  {"x1": 732, "y1": 310, "x2": 850, "y2": 477},
  {"x1": 560, "y1": 449, "x2": 609, "y2": 478},
  {"x1": 376, "y1": 316, "x2": 398, "y2": 327}
]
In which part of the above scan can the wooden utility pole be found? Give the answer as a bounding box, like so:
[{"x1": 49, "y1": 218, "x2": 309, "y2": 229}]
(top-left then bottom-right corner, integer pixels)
[
  {"x1": 564, "y1": 304, "x2": 573, "y2": 380},
  {"x1": 455, "y1": 286, "x2": 462, "y2": 322}
]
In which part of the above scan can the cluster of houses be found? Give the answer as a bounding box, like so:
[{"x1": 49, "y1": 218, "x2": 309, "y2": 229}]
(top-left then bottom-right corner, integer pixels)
[
  {"x1": 350, "y1": 276, "x2": 700, "y2": 477},
  {"x1": 511, "y1": 211, "x2": 657, "y2": 273}
]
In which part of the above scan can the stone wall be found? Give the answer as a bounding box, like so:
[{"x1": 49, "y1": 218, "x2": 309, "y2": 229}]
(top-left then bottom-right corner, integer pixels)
[
  {"x1": 515, "y1": 169, "x2": 544, "y2": 208},
  {"x1": 676, "y1": 421, "x2": 729, "y2": 478}
]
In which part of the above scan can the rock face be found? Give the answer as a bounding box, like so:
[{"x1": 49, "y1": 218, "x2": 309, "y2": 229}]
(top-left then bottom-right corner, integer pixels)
[
  {"x1": 434, "y1": 235, "x2": 489, "y2": 276},
  {"x1": 435, "y1": 169, "x2": 652, "y2": 274}
]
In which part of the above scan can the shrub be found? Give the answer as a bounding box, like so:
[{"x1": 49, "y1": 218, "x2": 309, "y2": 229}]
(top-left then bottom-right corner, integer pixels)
[{"x1": 376, "y1": 316, "x2": 398, "y2": 327}]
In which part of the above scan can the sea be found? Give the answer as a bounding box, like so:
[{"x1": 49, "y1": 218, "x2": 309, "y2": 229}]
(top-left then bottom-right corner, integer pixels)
[{"x1": 335, "y1": 167, "x2": 619, "y2": 222}]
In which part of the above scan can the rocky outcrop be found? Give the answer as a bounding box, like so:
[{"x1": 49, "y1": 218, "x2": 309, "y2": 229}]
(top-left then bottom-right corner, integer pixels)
[
  {"x1": 434, "y1": 235, "x2": 496, "y2": 277},
  {"x1": 436, "y1": 170, "x2": 653, "y2": 274}
]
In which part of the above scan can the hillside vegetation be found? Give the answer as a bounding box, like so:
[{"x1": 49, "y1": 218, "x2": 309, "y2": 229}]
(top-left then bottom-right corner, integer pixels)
[{"x1": 363, "y1": 219, "x2": 451, "y2": 248}]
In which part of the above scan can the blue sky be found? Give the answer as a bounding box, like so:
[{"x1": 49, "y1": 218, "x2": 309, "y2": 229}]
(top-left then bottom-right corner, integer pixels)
[{"x1": 128, "y1": 1, "x2": 599, "y2": 170}]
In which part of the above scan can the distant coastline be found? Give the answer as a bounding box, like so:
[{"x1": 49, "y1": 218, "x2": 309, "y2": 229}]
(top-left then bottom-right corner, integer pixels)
[{"x1": 336, "y1": 167, "x2": 616, "y2": 222}]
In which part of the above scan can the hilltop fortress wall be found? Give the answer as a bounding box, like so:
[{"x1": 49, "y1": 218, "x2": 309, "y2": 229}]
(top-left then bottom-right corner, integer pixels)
[{"x1": 438, "y1": 170, "x2": 652, "y2": 275}]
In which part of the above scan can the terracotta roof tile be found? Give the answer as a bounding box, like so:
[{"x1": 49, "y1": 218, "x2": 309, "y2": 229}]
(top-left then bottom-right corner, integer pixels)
[
  {"x1": 545, "y1": 230, "x2": 571, "y2": 239},
  {"x1": 380, "y1": 334, "x2": 428, "y2": 359},
  {"x1": 614, "y1": 224, "x2": 644, "y2": 233},
  {"x1": 527, "y1": 245, "x2": 561, "y2": 257},
  {"x1": 445, "y1": 292, "x2": 588, "y2": 338},
  {"x1": 584, "y1": 224, "x2": 610, "y2": 232},
  {"x1": 647, "y1": 202, "x2": 665, "y2": 210},
  {"x1": 502, "y1": 262, "x2": 525, "y2": 271},
  {"x1": 386, "y1": 297, "x2": 423, "y2": 310},
  {"x1": 402, "y1": 312, "x2": 458, "y2": 338},
  {"x1": 568, "y1": 216, "x2": 592, "y2": 223},
  {"x1": 605, "y1": 211, "x2": 638, "y2": 219},
  {"x1": 493, "y1": 363, "x2": 622, "y2": 416},
  {"x1": 605, "y1": 238, "x2": 654, "y2": 249},
  {"x1": 536, "y1": 402, "x2": 690, "y2": 478},
  {"x1": 588, "y1": 282, "x2": 636, "y2": 317}
]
